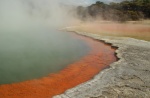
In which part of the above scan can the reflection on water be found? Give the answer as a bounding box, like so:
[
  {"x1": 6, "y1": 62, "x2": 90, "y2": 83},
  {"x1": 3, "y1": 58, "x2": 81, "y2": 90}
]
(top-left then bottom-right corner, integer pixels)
[{"x1": 0, "y1": 29, "x2": 90, "y2": 84}]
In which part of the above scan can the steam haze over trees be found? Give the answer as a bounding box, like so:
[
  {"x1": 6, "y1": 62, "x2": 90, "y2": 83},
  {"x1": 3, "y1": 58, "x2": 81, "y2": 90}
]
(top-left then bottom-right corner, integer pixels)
[{"x1": 76, "y1": 0, "x2": 150, "y2": 22}]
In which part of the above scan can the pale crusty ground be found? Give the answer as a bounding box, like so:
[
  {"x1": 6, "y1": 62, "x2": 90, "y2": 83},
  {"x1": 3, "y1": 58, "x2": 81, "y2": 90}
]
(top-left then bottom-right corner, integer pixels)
[
  {"x1": 54, "y1": 30, "x2": 150, "y2": 98},
  {"x1": 65, "y1": 21, "x2": 150, "y2": 41}
]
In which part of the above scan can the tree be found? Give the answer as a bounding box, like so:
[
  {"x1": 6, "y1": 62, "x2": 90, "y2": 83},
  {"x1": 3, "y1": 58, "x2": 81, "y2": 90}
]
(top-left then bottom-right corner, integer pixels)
[
  {"x1": 76, "y1": 0, "x2": 150, "y2": 21},
  {"x1": 96, "y1": 1, "x2": 104, "y2": 5}
]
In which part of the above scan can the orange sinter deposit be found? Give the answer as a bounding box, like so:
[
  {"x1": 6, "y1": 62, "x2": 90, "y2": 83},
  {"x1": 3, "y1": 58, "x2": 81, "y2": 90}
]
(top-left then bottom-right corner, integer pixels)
[{"x1": 0, "y1": 32, "x2": 117, "y2": 98}]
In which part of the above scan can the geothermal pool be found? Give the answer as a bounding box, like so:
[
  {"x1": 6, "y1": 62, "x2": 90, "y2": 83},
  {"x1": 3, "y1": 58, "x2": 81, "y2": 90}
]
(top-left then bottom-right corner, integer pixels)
[
  {"x1": 0, "y1": 29, "x2": 90, "y2": 84},
  {"x1": 0, "y1": 30, "x2": 117, "y2": 98}
]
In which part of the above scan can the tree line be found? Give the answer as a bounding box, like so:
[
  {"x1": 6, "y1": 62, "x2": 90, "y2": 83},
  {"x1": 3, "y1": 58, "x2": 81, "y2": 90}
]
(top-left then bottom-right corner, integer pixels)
[{"x1": 76, "y1": 0, "x2": 150, "y2": 21}]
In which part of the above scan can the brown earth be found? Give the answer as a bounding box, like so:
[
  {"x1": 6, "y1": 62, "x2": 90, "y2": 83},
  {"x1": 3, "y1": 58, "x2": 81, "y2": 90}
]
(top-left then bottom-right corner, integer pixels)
[
  {"x1": 68, "y1": 21, "x2": 150, "y2": 41},
  {"x1": 0, "y1": 32, "x2": 117, "y2": 98}
]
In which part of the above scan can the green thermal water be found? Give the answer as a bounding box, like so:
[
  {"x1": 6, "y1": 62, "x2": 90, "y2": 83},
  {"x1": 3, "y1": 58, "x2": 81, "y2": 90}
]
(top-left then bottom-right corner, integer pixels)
[{"x1": 0, "y1": 29, "x2": 90, "y2": 84}]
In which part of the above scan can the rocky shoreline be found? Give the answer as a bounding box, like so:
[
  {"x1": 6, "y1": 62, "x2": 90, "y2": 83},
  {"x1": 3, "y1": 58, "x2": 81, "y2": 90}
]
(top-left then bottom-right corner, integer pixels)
[{"x1": 54, "y1": 32, "x2": 150, "y2": 98}]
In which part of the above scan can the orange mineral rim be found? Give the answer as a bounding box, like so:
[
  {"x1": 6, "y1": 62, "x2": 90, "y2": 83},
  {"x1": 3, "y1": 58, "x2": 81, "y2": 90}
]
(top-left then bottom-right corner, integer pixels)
[{"x1": 0, "y1": 32, "x2": 117, "y2": 98}]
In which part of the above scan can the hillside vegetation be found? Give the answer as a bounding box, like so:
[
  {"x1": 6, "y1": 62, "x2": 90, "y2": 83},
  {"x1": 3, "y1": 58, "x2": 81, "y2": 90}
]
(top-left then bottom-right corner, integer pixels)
[{"x1": 76, "y1": 0, "x2": 150, "y2": 22}]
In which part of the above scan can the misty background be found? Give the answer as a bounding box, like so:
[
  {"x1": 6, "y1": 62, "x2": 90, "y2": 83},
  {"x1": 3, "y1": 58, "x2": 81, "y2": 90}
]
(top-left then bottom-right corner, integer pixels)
[
  {"x1": 0, "y1": 0, "x2": 129, "y2": 31},
  {"x1": 0, "y1": 0, "x2": 73, "y2": 30}
]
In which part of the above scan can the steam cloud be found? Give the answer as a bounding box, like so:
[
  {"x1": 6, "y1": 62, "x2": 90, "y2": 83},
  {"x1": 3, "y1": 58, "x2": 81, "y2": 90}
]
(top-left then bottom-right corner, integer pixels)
[
  {"x1": 0, "y1": 0, "x2": 124, "y2": 31},
  {"x1": 0, "y1": 0, "x2": 75, "y2": 31}
]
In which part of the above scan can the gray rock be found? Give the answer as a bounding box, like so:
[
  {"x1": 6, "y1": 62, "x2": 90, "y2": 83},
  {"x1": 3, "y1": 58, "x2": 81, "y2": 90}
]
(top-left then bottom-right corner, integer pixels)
[{"x1": 53, "y1": 32, "x2": 150, "y2": 98}]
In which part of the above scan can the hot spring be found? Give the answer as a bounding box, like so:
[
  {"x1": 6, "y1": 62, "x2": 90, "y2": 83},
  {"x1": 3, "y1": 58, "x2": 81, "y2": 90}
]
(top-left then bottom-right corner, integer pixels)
[{"x1": 0, "y1": 28, "x2": 90, "y2": 84}]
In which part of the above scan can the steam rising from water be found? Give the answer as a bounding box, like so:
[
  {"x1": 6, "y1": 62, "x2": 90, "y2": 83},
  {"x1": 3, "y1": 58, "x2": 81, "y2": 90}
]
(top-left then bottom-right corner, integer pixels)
[
  {"x1": 0, "y1": 0, "x2": 74, "y2": 31},
  {"x1": 0, "y1": 0, "x2": 90, "y2": 84}
]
